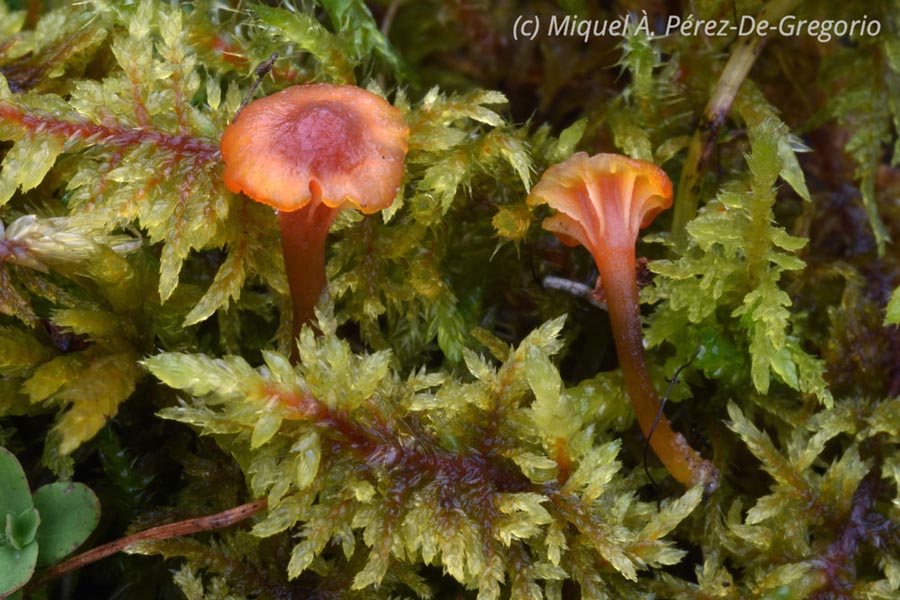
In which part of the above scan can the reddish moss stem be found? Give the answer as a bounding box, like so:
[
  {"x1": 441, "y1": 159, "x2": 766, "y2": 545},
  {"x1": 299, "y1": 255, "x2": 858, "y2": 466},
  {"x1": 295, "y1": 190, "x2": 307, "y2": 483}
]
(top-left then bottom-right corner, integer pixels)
[
  {"x1": 28, "y1": 498, "x2": 267, "y2": 591},
  {"x1": 0, "y1": 103, "x2": 219, "y2": 160},
  {"x1": 595, "y1": 246, "x2": 718, "y2": 492},
  {"x1": 278, "y1": 200, "x2": 340, "y2": 346}
]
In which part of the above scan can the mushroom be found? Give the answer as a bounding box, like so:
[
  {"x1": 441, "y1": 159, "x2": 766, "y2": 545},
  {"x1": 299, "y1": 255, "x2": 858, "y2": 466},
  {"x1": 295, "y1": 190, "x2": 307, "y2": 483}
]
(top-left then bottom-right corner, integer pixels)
[
  {"x1": 528, "y1": 152, "x2": 718, "y2": 492},
  {"x1": 221, "y1": 83, "x2": 409, "y2": 343}
]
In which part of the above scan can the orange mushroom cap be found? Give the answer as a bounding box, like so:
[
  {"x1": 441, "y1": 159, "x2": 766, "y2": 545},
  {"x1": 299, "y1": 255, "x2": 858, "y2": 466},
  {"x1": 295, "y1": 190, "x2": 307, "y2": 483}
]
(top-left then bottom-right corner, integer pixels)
[
  {"x1": 221, "y1": 83, "x2": 409, "y2": 213},
  {"x1": 527, "y1": 152, "x2": 673, "y2": 259}
]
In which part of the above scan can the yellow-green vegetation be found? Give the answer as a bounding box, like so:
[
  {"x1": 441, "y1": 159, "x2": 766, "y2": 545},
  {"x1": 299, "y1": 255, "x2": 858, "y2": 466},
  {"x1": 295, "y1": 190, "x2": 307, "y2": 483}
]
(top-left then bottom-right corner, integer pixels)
[{"x1": 0, "y1": 0, "x2": 898, "y2": 598}]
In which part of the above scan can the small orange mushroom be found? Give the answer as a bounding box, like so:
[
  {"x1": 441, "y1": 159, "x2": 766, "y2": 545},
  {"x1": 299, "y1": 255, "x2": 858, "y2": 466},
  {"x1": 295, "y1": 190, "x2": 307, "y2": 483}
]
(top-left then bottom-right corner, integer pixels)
[
  {"x1": 528, "y1": 152, "x2": 718, "y2": 492},
  {"x1": 221, "y1": 83, "x2": 409, "y2": 344}
]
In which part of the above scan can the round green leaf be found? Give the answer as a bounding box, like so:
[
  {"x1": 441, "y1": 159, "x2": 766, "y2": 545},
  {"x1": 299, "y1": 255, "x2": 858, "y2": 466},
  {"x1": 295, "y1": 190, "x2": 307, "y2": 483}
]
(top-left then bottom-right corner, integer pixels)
[
  {"x1": 32, "y1": 482, "x2": 100, "y2": 567},
  {"x1": 0, "y1": 448, "x2": 33, "y2": 518},
  {"x1": 0, "y1": 541, "x2": 38, "y2": 597}
]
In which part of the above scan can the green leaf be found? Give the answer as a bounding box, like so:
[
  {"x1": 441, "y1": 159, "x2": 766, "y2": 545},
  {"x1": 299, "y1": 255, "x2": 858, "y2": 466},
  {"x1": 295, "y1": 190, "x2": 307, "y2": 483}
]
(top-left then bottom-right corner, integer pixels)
[
  {"x1": 557, "y1": 118, "x2": 587, "y2": 155},
  {"x1": 0, "y1": 5, "x2": 24, "y2": 37},
  {"x1": 650, "y1": 106, "x2": 831, "y2": 409},
  {"x1": 611, "y1": 117, "x2": 653, "y2": 162},
  {"x1": 2, "y1": 216, "x2": 104, "y2": 271},
  {"x1": 0, "y1": 264, "x2": 36, "y2": 325},
  {"x1": 7, "y1": 9, "x2": 109, "y2": 94},
  {"x1": 518, "y1": 315, "x2": 567, "y2": 358},
  {"x1": 524, "y1": 345, "x2": 582, "y2": 442},
  {"x1": 419, "y1": 154, "x2": 469, "y2": 214},
  {"x1": 509, "y1": 451, "x2": 558, "y2": 484},
  {"x1": 655, "y1": 135, "x2": 691, "y2": 166},
  {"x1": 886, "y1": 286, "x2": 900, "y2": 325},
  {"x1": 432, "y1": 292, "x2": 467, "y2": 362},
  {"x1": 6, "y1": 508, "x2": 39, "y2": 550},
  {"x1": 495, "y1": 493, "x2": 552, "y2": 546},
  {"x1": 563, "y1": 441, "x2": 621, "y2": 502},
  {"x1": 776, "y1": 134, "x2": 811, "y2": 202},
  {"x1": 0, "y1": 448, "x2": 33, "y2": 517},
  {"x1": 746, "y1": 120, "x2": 781, "y2": 191},
  {"x1": 144, "y1": 353, "x2": 260, "y2": 399},
  {"x1": 736, "y1": 280, "x2": 794, "y2": 394},
  {"x1": 53, "y1": 351, "x2": 142, "y2": 455},
  {"x1": 726, "y1": 402, "x2": 803, "y2": 492},
  {"x1": 737, "y1": 87, "x2": 811, "y2": 202},
  {"x1": 319, "y1": 0, "x2": 416, "y2": 83},
  {"x1": 251, "y1": 494, "x2": 308, "y2": 539},
  {"x1": 32, "y1": 481, "x2": 100, "y2": 567},
  {"x1": 0, "y1": 326, "x2": 52, "y2": 378},
  {"x1": 288, "y1": 521, "x2": 331, "y2": 579},
  {"x1": 0, "y1": 541, "x2": 37, "y2": 597},
  {"x1": 788, "y1": 340, "x2": 832, "y2": 407},
  {"x1": 182, "y1": 243, "x2": 246, "y2": 327},
  {"x1": 22, "y1": 355, "x2": 84, "y2": 404},
  {"x1": 489, "y1": 131, "x2": 532, "y2": 191},
  {"x1": 545, "y1": 118, "x2": 587, "y2": 164},
  {"x1": 525, "y1": 347, "x2": 562, "y2": 416},
  {"x1": 52, "y1": 309, "x2": 129, "y2": 340},
  {"x1": 253, "y1": 4, "x2": 352, "y2": 83},
  {"x1": 639, "y1": 485, "x2": 703, "y2": 541},
  {"x1": 819, "y1": 445, "x2": 868, "y2": 517},
  {"x1": 250, "y1": 411, "x2": 282, "y2": 449},
  {"x1": 0, "y1": 134, "x2": 64, "y2": 206},
  {"x1": 291, "y1": 432, "x2": 321, "y2": 490}
]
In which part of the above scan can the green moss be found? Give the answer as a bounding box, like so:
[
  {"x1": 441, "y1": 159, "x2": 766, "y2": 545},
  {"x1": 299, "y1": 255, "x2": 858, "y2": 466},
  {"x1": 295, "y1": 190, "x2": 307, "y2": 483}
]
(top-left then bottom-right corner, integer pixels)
[{"x1": 0, "y1": 0, "x2": 898, "y2": 597}]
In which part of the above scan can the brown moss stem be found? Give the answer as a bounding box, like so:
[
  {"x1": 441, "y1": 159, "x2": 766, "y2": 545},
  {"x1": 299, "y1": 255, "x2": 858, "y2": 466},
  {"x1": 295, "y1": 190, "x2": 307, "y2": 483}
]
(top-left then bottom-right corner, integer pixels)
[{"x1": 28, "y1": 498, "x2": 268, "y2": 591}]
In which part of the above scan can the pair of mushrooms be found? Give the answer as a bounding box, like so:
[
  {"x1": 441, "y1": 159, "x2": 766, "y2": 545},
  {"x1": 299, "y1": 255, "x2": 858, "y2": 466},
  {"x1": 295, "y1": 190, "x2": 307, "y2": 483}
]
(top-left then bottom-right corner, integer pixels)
[{"x1": 220, "y1": 84, "x2": 717, "y2": 491}]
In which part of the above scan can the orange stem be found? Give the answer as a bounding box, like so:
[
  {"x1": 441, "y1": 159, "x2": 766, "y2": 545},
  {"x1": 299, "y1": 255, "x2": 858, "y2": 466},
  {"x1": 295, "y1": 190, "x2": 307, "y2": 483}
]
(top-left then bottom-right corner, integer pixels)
[
  {"x1": 595, "y1": 246, "x2": 718, "y2": 492},
  {"x1": 278, "y1": 201, "x2": 340, "y2": 349}
]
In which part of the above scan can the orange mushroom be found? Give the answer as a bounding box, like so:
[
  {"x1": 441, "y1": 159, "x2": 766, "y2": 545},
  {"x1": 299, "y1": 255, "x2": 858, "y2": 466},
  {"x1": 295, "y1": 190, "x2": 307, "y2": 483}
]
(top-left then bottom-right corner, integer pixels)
[
  {"x1": 221, "y1": 83, "x2": 409, "y2": 343},
  {"x1": 528, "y1": 152, "x2": 718, "y2": 492}
]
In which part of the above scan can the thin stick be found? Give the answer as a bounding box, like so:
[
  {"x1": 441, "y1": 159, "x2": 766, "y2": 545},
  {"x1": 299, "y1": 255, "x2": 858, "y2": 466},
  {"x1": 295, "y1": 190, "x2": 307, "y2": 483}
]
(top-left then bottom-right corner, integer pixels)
[
  {"x1": 29, "y1": 498, "x2": 268, "y2": 590},
  {"x1": 670, "y1": 0, "x2": 804, "y2": 239},
  {"x1": 542, "y1": 275, "x2": 608, "y2": 310},
  {"x1": 234, "y1": 53, "x2": 278, "y2": 121},
  {"x1": 380, "y1": 0, "x2": 402, "y2": 37}
]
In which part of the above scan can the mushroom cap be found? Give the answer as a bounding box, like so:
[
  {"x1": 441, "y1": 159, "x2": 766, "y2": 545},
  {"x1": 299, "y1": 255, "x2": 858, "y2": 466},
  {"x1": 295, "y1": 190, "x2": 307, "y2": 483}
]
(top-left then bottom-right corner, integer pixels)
[
  {"x1": 527, "y1": 152, "x2": 673, "y2": 257},
  {"x1": 221, "y1": 83, "x2": 409, "y2": 214}
]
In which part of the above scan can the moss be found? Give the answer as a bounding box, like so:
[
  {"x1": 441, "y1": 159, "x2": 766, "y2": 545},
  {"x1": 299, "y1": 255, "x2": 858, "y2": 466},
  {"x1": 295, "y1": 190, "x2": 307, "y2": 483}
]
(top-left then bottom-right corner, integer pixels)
[{"x1": 0, "y1": 0, "x2": 898, "y2": 598}]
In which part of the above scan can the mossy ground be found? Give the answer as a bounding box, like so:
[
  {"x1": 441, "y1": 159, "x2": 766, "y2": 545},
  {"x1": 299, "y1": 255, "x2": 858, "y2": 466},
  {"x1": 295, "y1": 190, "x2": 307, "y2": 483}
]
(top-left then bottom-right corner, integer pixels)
[{"x1": 0, "y1": 1, "x2": 898, "y2": 598}]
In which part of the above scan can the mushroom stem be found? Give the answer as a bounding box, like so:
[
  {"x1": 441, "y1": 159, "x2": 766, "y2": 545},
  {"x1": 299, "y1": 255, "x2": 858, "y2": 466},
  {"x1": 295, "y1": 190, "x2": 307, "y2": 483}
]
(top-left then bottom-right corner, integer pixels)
[
  {"x1": 595, "y1": 245, "x2": 719, "y2": 492},
  {"x1": 278, "y1": 199, "x2": 340, "y2": 342}
]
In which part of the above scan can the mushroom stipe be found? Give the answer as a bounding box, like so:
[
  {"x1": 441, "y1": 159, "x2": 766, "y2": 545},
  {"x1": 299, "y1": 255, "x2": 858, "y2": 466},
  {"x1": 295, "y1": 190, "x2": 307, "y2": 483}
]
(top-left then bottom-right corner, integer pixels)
[{"x1": 529, "y1": 152, "x2": 719, "y2": 492}]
